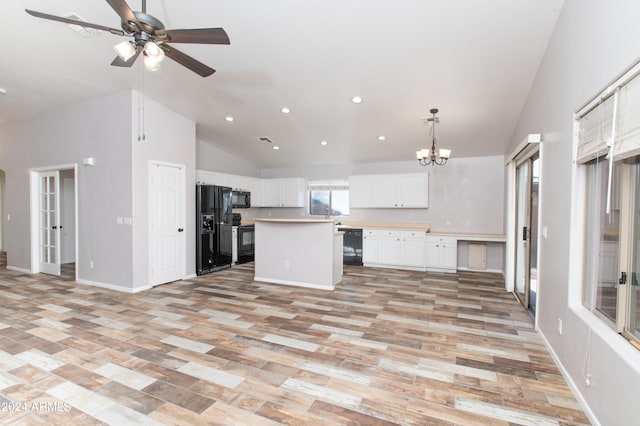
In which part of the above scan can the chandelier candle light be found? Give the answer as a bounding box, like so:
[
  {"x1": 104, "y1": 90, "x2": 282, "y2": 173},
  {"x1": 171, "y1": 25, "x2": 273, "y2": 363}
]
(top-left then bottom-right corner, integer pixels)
[{"x1": 416, "y1": 108, "x2": 451, "y2": 166}]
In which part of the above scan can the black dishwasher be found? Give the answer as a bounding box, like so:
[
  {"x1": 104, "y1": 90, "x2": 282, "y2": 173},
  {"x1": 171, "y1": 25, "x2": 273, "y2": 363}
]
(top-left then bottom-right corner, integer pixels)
[{"x1": 339, "y1": 227, "x2": 363, "y2": 266}]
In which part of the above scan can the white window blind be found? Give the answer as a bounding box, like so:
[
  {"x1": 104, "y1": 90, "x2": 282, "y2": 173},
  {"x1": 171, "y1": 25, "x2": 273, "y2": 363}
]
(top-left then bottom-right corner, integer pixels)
[
  {"x1": 306, "y1": 179, "x2": 349, "y2": 190},
  {"x1": 576, "y1": 62, "x2": 640, "y2": 163}
]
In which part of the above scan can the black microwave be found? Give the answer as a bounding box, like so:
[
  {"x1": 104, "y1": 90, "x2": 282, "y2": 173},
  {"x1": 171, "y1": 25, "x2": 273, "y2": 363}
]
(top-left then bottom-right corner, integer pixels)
[{"x1": 232, "y1": 191, "x2": 251, "y2": 208}]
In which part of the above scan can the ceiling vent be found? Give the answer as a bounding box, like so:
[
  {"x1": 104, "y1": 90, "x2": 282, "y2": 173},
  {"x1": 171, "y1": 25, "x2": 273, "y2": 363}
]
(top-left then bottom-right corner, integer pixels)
[
  {"x1": 256, "y1": 137, "x2": 274, "y2": 144},
  {"x1": 64, "y1": 12, "x2": 99, "y2": 38}
]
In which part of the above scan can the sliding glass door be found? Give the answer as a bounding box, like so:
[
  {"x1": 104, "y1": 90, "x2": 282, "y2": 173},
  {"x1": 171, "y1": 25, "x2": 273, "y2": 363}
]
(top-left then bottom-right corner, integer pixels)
[{"x1": 514, "y1": 152, "x2": 540, "y2": 316}]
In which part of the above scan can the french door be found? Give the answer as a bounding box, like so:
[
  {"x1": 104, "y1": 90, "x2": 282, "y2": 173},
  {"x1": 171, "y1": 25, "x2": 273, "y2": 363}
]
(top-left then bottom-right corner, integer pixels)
[
  {"x1": 514, "y1": 152, "x2": 540, "y2": 315},
  {"x1": 38, "y1": 170, "x2": 61, "y2": 275}
]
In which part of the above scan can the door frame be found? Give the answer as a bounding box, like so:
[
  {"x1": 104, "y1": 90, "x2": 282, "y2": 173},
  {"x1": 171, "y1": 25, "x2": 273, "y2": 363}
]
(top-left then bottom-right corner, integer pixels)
[
  {"x1": 148, "y1": 160, "x2": 186, "y2": 287},
  {"x1": 29, "y1": 164, "x2": 78, "y2": 280}
]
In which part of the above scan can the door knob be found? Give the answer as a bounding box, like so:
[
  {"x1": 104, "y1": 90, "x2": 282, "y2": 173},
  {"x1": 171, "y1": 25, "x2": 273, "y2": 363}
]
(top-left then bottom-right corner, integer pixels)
[{"x1": 178, "y1": 228, "x2": 184, "y2": 232}]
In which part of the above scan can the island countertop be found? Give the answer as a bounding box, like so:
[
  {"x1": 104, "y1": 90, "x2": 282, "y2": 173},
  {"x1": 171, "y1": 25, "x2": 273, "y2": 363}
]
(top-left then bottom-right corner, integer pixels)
[{"x1": 254, "y1": 218, "x2": 335, "y2": 223}]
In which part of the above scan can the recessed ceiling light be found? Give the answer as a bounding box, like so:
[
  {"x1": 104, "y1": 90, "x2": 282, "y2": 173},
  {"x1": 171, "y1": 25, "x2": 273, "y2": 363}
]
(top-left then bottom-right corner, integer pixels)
[
  {"x1": 281, "y1": 107, "x2": 290, "y2": 114},
  {"x1": 320, "y1": 140, "x2": 328, "y2": 146},
  {"x1": 351, "y1": 96, "x2": 363, "y2": 104},
  {"x1": 225, "y1": 116, "x2": 234, "y2": 122},
  {"x1": 378, "y1": 136, "x2": 386, "y2": 141},
  {"x1": 272, "y1": 146, "x2": 280, "y2": 150}
]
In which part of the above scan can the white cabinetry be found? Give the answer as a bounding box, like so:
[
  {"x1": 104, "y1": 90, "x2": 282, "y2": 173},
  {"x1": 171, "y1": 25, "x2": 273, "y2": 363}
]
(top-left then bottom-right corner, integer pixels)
[
  {"x1": 399, "y1": 231, "x2": 427, "y2": 268},
  {"x1": 349, "y1": 173, "x2": 428, "y2": 208},
  {"x1": 227, "y1": 174, "x2": 248, "y2": 191},
  {"x1": 363, "y1": 230, "x2": 379, "y2": 264},
  {"x1": 196, "y1": 170, "x2": 306, "y2": 208},
  {"x1": 425, "y1": 236, "x2": 457, "y2": 272},
  {"x1": 378, "y1": 231, "x2": 402, "y2": 265},
  {"x1": 363, "y1": 229, "x2": 427, "y2": 271},
  {"x1": 247, "y1": 177, "x2": 264, "y2": 207},
  {"x1": 263, "y1": 178, "x2": 306, "y2": 207}
]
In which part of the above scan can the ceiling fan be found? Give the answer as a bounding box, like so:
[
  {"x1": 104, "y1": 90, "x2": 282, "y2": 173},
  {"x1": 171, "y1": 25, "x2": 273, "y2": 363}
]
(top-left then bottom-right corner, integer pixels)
[{"x1": 25, "y1": 0, "x2": 230, "y2": 77}]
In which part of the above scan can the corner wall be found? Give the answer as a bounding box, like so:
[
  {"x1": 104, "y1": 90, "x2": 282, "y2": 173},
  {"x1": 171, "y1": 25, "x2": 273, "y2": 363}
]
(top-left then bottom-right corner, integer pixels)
[
  {"x1": 0, "y1": 91, "x2": 134, "y2": 289},
  {"x1": 506, "y1": 1, "x2": 640, "y2": 424},
  {"x1": 132, "y1": 92, "x2": 197, "y2": 289}
]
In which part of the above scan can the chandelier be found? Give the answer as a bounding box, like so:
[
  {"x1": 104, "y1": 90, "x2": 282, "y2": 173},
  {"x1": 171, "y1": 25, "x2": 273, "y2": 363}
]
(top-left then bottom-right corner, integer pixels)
[{"x1": 416, "y1": 108, "x2": 451, "y2": 166}]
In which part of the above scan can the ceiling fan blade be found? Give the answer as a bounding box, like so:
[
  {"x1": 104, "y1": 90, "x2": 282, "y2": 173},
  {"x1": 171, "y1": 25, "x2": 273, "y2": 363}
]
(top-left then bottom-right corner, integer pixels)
[
  {"x1": 105, "y1": 0, "x2": 138, "y2": 25},
  {"x1": 161, "y1": 45, "x2": 216, "y2": 77},
  {"x1": 156, "y1": 28, "x2": 230, "y2": 45},
  {"x1": 25, "y1": 9, "x2": 125, "y2": 36},
  {"x1": 111, "y1": 46, "x2": 141, "y2": 67}
]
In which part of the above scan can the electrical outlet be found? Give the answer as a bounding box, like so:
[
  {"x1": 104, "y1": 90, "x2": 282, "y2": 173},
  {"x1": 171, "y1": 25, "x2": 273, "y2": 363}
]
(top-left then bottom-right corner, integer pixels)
[
  {"x1": 557, "y1": 318, "x2": 563, "y2": 335},
  {"x1": 89, "y1": 260, "x2": 94, "y2": 269}
]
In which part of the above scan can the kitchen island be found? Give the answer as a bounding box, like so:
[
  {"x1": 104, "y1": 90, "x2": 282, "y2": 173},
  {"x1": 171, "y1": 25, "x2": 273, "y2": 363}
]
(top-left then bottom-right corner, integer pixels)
[{"x1": 254, "y1": 218, "x2": 343, "y2": 290}]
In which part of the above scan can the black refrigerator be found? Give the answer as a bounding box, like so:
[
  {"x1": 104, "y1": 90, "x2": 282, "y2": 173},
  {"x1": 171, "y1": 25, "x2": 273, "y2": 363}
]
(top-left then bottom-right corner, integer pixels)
[{"x1": 196, "y1": 185, "x2": 233, "y2": 275}]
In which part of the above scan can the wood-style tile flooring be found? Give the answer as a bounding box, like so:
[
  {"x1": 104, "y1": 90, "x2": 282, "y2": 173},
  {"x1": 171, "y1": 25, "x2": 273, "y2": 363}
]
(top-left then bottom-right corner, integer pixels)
[{"x1": 0, "y1": 252, "x2": 589, "y2": 425}]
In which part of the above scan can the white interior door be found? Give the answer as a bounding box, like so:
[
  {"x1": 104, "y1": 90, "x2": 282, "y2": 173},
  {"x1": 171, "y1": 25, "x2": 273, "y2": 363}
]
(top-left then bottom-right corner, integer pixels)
[
  {"x1": 38, "y1": 170, "x2": 61, "y2": 275},
  {"x1": 150, "y1": 162, "x2": 185, "y2": 286}
]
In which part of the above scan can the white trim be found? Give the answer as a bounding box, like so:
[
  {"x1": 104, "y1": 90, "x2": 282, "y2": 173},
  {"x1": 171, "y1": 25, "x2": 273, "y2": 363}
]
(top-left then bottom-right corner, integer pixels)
[
  {"x1": 576, "y1": 60, "x2": 640, "y2": 117},
  {"x1": 76, "y1": 278, "x2": 147, "y2": 293},
  {"x1": 504, "y1": 161, "x2": 516, "y2": 292},
  {"x1": 457, "y1": 267, "x2": 504, "y2": 274},
  {"x1": 537, "y1": 329, "x2": 601, "y2": 426},
  {"x1": 506, "y1": 133, "x2": 542, "y2": 164},
  {"x1": 6, "y1": 266, "x2": 32, "y2": 274},
  {"x1": 254, "y1": 276, "x2": 335, "y2": 291}
]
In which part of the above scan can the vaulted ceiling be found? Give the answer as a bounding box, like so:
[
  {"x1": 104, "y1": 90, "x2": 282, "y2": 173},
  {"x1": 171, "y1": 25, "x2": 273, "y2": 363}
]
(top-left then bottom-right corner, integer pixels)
[{"x1": 1, "y1": 1, "x2": 564, "y2": 168}]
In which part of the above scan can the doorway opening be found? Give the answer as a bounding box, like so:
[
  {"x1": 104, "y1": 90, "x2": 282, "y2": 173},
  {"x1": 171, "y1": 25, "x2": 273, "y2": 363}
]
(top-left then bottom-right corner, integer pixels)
[{"x1": 30, "y1": 165, "x2": 77, "y2": 279}]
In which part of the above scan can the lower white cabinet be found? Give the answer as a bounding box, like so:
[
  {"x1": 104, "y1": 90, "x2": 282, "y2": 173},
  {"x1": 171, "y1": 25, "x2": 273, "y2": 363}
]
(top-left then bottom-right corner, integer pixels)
[
  {"x1": 425, "y1": 236, "x2": 457, "y2": 272},
  {"x1": 400, "y1": 231, "x2": 428, "y2": 268},
  {"x1": 363, "y1": 229, "x2": 427, "y2": 271},
  {"x1": 363, "y1": 230, "x2": 379, "y2": 264}
]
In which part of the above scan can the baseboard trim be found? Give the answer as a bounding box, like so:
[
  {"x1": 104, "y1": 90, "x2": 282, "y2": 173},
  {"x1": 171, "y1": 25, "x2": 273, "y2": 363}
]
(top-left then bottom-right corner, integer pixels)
[
  {"x1": 537, "y1": 330, "x2": 600, "y2": 426},
  {"x1": 457, "y1": 266, "x2": 504, "y2": 275},
  {"x1": 6, "y1": 266, "x2": 33, "y2": 274},
  {"x1": 254, "y1": 276, "x2": 334, "y2": 291},
  {"x1": 76, "y1": 278, "x2": 139, "y2": 294}
]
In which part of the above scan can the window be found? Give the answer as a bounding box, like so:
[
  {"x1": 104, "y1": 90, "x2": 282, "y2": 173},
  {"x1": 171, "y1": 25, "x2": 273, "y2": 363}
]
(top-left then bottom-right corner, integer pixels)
[
  {"x1": 308, "y1": 179, "x2": 350, "y2": 216},
  {"x1": 576, "y1": 61, "x2": 640, "y2": 345}
]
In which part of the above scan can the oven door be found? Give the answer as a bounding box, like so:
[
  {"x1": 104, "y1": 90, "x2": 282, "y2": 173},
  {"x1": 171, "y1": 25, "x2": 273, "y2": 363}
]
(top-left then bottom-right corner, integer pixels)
[{"x1": 237, "y1": 225, "x2": 255, "y2": 263}]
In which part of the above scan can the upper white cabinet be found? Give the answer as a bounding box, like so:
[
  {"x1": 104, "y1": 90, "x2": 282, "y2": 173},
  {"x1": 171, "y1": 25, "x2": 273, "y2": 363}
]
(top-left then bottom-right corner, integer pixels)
[
  {"x1": 196, "y1": 171, "x2": 305, "y2": 208},
  {"x1": 349, "y1": 173, "x2": 428, "y2": 208},
  {"x1": 246, "y1": 177, "x2": 264, "y2": 207},
  {"x1": 263, "y1": 178, "x2": 306, "y2": 207},
  {"x1": 227, "y1": 174, "x2": 248, "y2": 191}
]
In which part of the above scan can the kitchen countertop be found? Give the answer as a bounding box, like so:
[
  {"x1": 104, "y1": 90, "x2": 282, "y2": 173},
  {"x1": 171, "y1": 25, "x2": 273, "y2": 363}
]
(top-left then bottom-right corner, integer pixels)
[{"x1": 336, "y1": 221, "x2": 431, "y2": 233}]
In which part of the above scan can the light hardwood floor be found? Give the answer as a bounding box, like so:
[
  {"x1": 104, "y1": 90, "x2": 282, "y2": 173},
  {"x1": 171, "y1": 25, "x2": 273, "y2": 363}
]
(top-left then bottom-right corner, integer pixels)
[{"x1": 0, "y1": 253, "x2": 589, "y2": 425}]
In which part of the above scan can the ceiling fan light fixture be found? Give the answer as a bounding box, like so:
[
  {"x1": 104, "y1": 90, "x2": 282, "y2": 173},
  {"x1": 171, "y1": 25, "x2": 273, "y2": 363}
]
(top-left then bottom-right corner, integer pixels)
[
  {"x1": 143, "y1": 41, "x2": 165, "y2": 71},
  {"x1": 114, "y1": 40, "x2": 136, "y2": 61}
]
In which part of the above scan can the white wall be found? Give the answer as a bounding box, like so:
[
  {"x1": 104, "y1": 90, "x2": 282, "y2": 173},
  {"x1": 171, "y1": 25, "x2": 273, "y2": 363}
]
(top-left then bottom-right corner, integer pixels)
[
  {"x1": 506, "y1": 1, "x2": 640, "y2": 424},
  {"x1": 196, "y1": 140, "x2": 260, "y2": 177},
  {"x1": 132, "y1": 92, "x2": 197, "y2": 289},
  {"x1": 259, "y1": 155, "x2": 505, "y2": 235},
  {"x1": 0, "y1": 91, "x2": 134, "y2": 288}
]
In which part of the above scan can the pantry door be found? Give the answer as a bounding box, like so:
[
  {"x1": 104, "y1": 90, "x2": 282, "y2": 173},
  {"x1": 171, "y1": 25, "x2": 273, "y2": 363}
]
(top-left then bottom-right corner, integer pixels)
[{"x1": 149, "y1": 161, "x2": 186, "y2": 286}]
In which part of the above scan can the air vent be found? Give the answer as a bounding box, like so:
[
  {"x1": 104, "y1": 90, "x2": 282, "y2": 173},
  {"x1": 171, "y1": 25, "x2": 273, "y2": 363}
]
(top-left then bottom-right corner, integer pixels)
[
  {"x1": 64, "y1": 12, "x2": 99, "y2": 38},
  {"x1": 256, "y1": 137, "x2": 274, "y2": 144}
]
